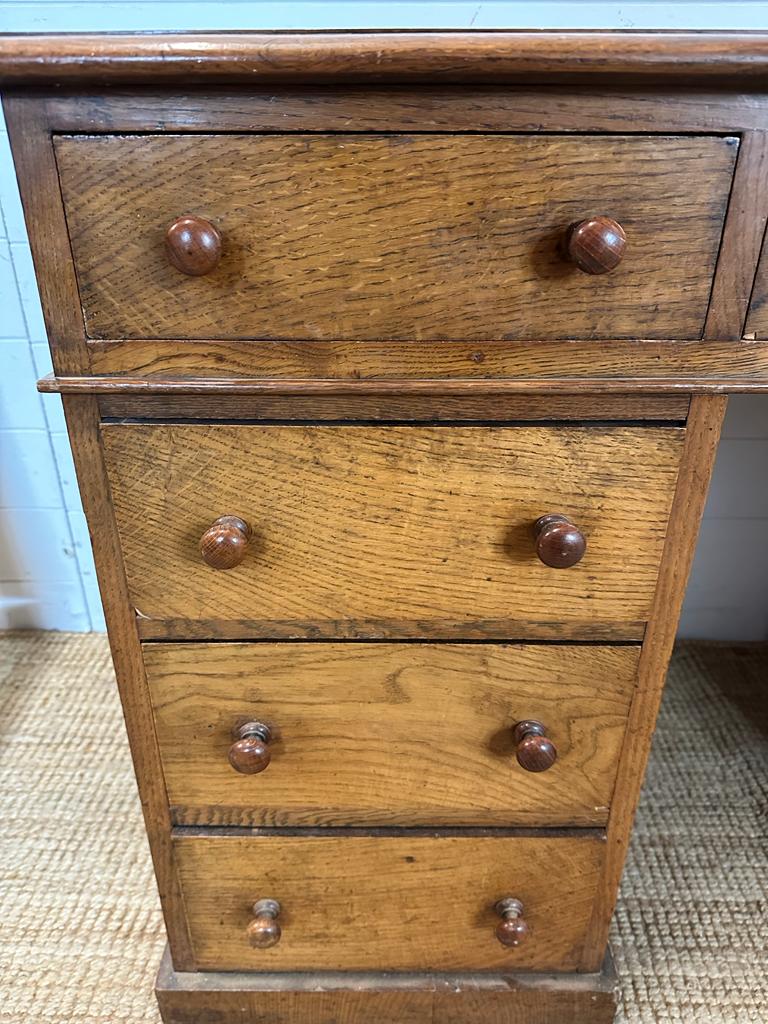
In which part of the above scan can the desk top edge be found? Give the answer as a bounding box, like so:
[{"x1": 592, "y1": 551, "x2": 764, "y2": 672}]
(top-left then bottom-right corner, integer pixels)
[{"x1": 5, "y1": 30, "x2": 768, "y2": 85}]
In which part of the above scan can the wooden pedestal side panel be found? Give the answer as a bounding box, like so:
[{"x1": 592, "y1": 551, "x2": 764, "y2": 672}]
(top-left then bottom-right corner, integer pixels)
[
  {"x1": 59, "y1": 396, "x2": 195, "y2": 969},
  {"x1": 155, "y1": 945, "x2": 619, "y2": 1024},
  {"x1": 145, "y1": 641, "x2": 639, "y2": 827},
  {"x1": 173, "y1": 831, "x2": 605, "y2": 972},
  {"x1": 583, "y1": 394, "x2": 728, "y2": 965},
  {"x1": 55, "y1": 133, "x2": 735, "y2": 342},
  {"x1": 101, "y1": 423, "x2": 684, "y2": 639}
]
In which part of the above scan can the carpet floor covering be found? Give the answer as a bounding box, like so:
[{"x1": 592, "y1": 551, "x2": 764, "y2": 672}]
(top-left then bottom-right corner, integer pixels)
[{"x1": 0, "y1": 633, "x2": 765, "y2": 1022}]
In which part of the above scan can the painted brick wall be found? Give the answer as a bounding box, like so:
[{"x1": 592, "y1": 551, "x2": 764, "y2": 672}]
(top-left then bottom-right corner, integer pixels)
[{"x1": 1, "y1": 2, "x2": 768, "y2": 638}]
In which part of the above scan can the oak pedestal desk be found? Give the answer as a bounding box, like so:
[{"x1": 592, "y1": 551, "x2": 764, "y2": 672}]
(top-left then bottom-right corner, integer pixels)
[{"x1": 4, "y1": 30, "x2": 768, "y2": 1024}]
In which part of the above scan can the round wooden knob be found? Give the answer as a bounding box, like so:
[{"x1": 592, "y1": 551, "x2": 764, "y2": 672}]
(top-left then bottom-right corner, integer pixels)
[
  {"x1": 494, "y1": 898, "x2": 529, "y2": 948},
  {"x1": 247, "y1": 898, "x2": 281, "y2": 948},
  {"x1": 566, "y1": 216, "x2": 626, "y2": 275},
  {"x1": 512, "y1": 720, "x2": 557, "y2": 773},
  {"x1": 229, "y1": 722, "x2": 272, "y2": 775},
  {"x1": 533, "y1": 514, "x2": 586, "y2": 569},
  {"x1": 200, "y1": 515, "x2": 251, "y2": 570},
  {"x1": 165, "y1": 215, "x2": 222, "y2": 276}
]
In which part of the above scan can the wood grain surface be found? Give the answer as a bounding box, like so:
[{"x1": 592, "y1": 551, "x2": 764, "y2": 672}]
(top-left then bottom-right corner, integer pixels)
[
  {"x1": 173, "y1": 831, "x2": 605, "y2": 972},
  {"x1": 744, "y1": 195, "x2": 768, "y2": 338},
  {"x1": 60, "y1": 397, "x2": 195, "y2": 969},
  {"x1": 2, "y1": 97, "x2": 90, "y2": 375},
  {"x1": 55, "y1": 133, "x2": 735, "y2": 342},
  {"x1": 582, "y1": 394, "x2": 727, "y2": 968},
  {"x1": 705, "y1": 131, "x2": 768, "y2": 340},
  {"x1": 84, "y1": 338, "x2": 768, "y2": 386},
  {"x1": 39, "y1": 86, "x2": 768, "y2": 136},
  {"x1": 96, "y1": 392, "x2": 691, "y2": 423},
  {"x1": 101, "y1": 423, "x2": 684, "y2": 636},
  {"x1": 144, "y1": 642, "x2": 639, "y2": 827},
  {"x1": 154, "y1": 944, "x2": 618, "y2": 1024},
  {"x1": 5, "y1": 31, "x2": 768, "y2": 84}
]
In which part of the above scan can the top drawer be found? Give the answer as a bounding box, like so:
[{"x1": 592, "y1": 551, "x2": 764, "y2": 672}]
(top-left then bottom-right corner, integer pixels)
[{"x1": 54, "y1": 133, "x2": 735, "y2": 342}]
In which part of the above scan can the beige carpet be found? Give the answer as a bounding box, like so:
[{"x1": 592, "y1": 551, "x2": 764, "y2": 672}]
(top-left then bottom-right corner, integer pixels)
[{"x1": 0, "y1": 634, "x2": 765, "y2": 1023}]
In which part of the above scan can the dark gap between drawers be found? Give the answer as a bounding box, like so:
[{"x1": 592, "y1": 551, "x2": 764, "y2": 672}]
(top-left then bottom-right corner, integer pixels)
[
  {"x1": 171, "y1": 824, "x2": 606, "y2": 839},
  {"x1": 140, "y1": 636, "x2": 643, "y2": 647},
  {"x1": 103, "y1": 418, "x2": 687, "y2": 427}
]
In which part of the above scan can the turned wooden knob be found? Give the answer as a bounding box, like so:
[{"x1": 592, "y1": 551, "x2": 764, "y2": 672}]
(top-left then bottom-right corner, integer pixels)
[
  {"x1": 533, "y1": 514, "x2": 586, "y2": 569},
  {"x1": 200, "y1": 515, "x2": 251, "y2": 570},
  {"x1": 512, "y1": 720, "x2": 557, "y2": 773},
  {"x1": 494, "y1": 898, "x2": 529, "y2": 948},
  {"x1": 566, "y1": 216, "x2": 626, "y2": 275},
  {"x1": 247, "y1": 898, "x2": 281, "y2": 948},
  {"x1": 229, "y1": 722, "x2": 272, "y2": 774},
  {"x1": 165, "y1": 215, "x2": 222, "y2": 276}
]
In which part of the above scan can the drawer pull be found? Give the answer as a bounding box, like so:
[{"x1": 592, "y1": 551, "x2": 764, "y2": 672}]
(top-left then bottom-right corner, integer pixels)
[
  {"x1": 165, "y1": 214, "x2": 222, "y2": 276},
  {"x1": 533, "y1": 513, "x2": 586, "y2": 569},
  {"x1": 566, "y1": 216, "x2": 626, "y2": 275},
  {"x1": 247, "y1": 898, "x2": 282, "y2": 948},
  {"x1": 200, "y1": 515, "x2": 252, "y2": 570},
  {"x1": 512, "y1": 720, "x2": 557, "y2": 773},
  {"x1": 229, "y1": 721, "x2": 273, "y2": 774},
  {"x1": 494, "y1": 897, "x2": 529, "y2": 948}
]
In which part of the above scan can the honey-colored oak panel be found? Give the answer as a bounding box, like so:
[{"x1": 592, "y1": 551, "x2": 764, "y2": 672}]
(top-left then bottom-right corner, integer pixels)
[
  {"x1": 144, "y1": 642, "x2": 639, "y2": 827},
  {"x1": 85, "y1": 337, "x2": 768, "y2": 385},
  {"x1": 102, "y1": 424, "x2": 684, "y2": 636},
  {"x1": 55, "y1": 133, "x2": 735, "y2": 341},
  {"x1": 9, "y1": 31, "x2": 768, "y2": 84},
  {"x1": 173, "y1": 831, "x2": 605, "y2": 972}
]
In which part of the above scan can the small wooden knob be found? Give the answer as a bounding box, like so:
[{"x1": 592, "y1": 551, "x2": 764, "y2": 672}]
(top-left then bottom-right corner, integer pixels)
[
  {"x1": 229, "y1": 722, "x2": 272, "y2": 775},
  {"x1": 566, "y1": 216, "x2": 626, "y2": 275},
  {"x1": 494, "y1": 898, "x2": 529, "y2": 948},
  {"x1": 533, "y1": 514, "x2": 586, "y2": 569},
  {"x1": 165, "y1": 215, "x2": 222, "y2": 276},
  {"x1": 247, "y1": 898, "x2": 281, "y2": 948},
  {"x1": 512, "y1": 720, "x2": 557, "y2": 773},
  {"x1": 200, "y1": 515, "x2": 251, "y2": 570}
]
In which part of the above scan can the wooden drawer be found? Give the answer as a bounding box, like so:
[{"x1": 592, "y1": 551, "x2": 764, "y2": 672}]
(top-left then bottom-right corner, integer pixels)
[
  {"x1": 102, "y1": 423, "x2": 683, "y2": 639},
  {"x1": 146, "y1": 642, "x2": 637, "y2": 828},
  {"x1": 55, "y1": 133, "x2": 735, "y2": 341},
  {"x1": 174, "y1": 831, "x2": 605, "y2": 972}
]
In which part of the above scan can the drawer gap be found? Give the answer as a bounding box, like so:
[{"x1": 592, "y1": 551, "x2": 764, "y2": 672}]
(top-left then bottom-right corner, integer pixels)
[{"x1": 171, "y1": 825, "x2": 606, "y2": 839}]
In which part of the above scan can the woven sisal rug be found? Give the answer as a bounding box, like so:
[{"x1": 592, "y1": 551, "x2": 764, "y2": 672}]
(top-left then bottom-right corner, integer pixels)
[{"x1": 0, "y1": 633, "x2": 765, "y2": 1023}]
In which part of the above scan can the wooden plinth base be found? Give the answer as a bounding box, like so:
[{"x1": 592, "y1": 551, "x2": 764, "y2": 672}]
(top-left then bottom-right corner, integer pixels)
[{"x1": 155, "y1": 946, "x2": 618, "y2": 1024}]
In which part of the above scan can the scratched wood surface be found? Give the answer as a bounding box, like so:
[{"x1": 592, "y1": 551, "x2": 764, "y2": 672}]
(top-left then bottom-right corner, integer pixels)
[
  {"x1": 54, "y1": 133, "x2": 735, "y2": 342},
  {"x1": 582, "y1": 395, "x2": 727, "y2": 967},
  {"x1": 154, "y1": 944, "x2": 618, "y2": 1024},
  {"x1": 144, "y1": 642, "x2": 638, "y2": 827},
  {"x1": 39, "y1": 86, "x2": 768, "y2": 135},
  {"x1": 744, "y1": 226, "x2": 768, "y2": 338},
  {"x1": 6, "y1": 30, "x2": 768, "y2": 84},
  {"x1": 173, "y1": 831, "x2": 605, "y2": 972},
  {"x1": 84, "y1": 337, "x2": 768, "y2": 385},
  {"x1": 101, "y1": 423, "x2": 684, "y2": 636},
  {"x1": 96, "y1": 391, "x2": 690, "y2": 422}
]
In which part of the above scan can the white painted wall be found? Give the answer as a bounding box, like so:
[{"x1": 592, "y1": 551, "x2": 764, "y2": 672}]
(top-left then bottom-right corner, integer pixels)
[{"x1": 1, "y1": 2, "x2": 768, "y2": 638}]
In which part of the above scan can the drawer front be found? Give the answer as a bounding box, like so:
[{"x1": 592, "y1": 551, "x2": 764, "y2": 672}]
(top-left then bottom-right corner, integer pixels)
[
  {"x1": 103, "y1": 424, "x2": 683, "y2": 637},
  {"x1": 174, "y1": 832, "x2": 604, "y2": 972},
  {"x1": 55, "y1": 133, "x2": 735, "y2": 341},
  {"x1": 146, "y1": 642, "x2": 638, "y2": 828}
]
